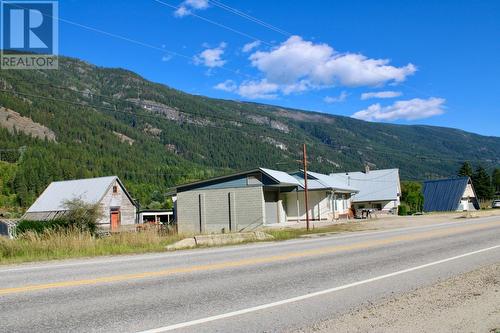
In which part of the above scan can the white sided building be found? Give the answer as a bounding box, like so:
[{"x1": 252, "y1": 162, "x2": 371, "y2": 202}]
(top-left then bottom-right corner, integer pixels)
[{"x1": 330, "y1": 167, "x2": 401, "y2": 213}]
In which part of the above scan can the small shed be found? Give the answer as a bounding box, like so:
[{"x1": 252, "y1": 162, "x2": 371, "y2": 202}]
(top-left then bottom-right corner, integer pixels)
[
  {"x1": 423, "y1": 177, "x2": 479, "y2": 212},
  {"x1": 0, "y1": 219, "x2": 19, "y2": 239},
  {"x1": 23, "y1": 176, "x2": 137, "y2": 231}
]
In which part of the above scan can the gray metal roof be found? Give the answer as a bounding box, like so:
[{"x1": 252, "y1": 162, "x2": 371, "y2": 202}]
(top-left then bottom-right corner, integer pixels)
[
  {"x1": 175, "y1": 167, "x2": 302, "y2": 192},
  {"x1": 423, "y1": 177, "x2": 477, "y2": 212},
  {"x1": 292, "y1": 171, "x2": 359, "y2": 193},
  {"x1": 307, "y1": 171, "x2": 359, "y2": 193},
  {"x1": 259, "y1": 168, "x2": 302, "y2": 187},
  {"x1": 26, "y1": 176, "x2": 126, "y2": 213},
  {"x1": 330, "y1": 169, "x2": 400, "y2": 202}
]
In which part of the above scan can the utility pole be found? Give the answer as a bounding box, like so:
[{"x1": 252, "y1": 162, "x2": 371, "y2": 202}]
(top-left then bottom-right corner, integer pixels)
[{"x1": 303, "y1": 144, "x2": 310, "y2": 231}]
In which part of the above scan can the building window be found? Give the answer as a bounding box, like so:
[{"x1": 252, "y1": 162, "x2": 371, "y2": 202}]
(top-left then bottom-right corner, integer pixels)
[{"x1": 112, "y1": 185, "x2": 118, "y2": 193}]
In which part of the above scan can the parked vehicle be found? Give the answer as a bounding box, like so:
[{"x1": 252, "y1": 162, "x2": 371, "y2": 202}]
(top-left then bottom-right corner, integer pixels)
[{"x1": 492, "y1": 200, "x2": 500, "y2": 209}]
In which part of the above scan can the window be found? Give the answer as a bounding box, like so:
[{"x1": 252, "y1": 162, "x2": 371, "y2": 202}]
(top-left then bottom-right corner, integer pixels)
[{"x1": 112, "y1": 185, "x2": 118, "y2": 193}]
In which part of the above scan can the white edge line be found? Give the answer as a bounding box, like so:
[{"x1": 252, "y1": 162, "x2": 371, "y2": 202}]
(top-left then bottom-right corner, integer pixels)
[
  {"x1": 0, "y1": 215, "x2": 498, "y2": 273},
  {"x1": 136, "y1": 244, "x2": 500, "y2": 333}
]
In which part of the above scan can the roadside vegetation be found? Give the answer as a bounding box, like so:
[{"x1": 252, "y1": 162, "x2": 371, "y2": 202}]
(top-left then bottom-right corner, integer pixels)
[
  {"x1": 0, "y1": 228, "x2": 184, "y2": 265},
  {"x1": 399, "y1": 181, "x2": 424, "y2": 216},
  {"x1": 0, "y1": 199, "x2": 183, "y2": 265}
]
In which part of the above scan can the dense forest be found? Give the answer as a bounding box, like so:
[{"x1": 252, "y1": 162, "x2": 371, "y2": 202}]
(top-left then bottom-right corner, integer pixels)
[{"x1": 0, "y1": 56, "x2": 499, "y2": 213}]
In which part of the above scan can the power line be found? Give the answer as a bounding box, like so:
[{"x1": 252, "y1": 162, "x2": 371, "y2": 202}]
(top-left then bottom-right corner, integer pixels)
[
  {"x1": 207, "y1": 0, "x2": 292, "y2": 37},
  {"x1": 5, "y1": 2, "x2": 253, "y2": 80},
  {"x1": 153, "y1": 0, "x2": 273, "y2": 47}
]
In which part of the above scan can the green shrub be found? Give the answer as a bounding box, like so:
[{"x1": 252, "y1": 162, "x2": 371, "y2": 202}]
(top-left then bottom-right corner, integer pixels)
[
  {"x1": 398, "y1": 203, "x2": 409, "y2": 216},
  {"x1": 16, "y1": 219, "x2": 70, "y2": 234},
  {"x1": 16, "y1": 199, "x2": 102, "y2": 235},
  {"x1": 62, "y1": 199, "x2": 101, "y2": 233}
]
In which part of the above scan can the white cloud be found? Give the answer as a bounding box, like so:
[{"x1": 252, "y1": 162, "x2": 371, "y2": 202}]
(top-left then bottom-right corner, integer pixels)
[
  {"x1": 161, "y1": 54, "x2": 173, "y2": 62},
  {"x1": 352, "y1": 97, "x2": 446, "y2": 121},
  {"x1": 237, "y1": 79, "x2": 279, "y2": 99},
  {"x1": 242, "y1": 40, "x2": 261, "y2": 53},
  {"x1": 214, "y1": 80, "x2": 237, "y2": 92},
  {"x1": 361, "y1": 91, "x2": 402, "y2": 100},
  {"x1": 194, "y1": 42, "x2": 227, "y2": 68},
  {"x1": 213, "y1": 35, "x2": 417, "y2": 101},
  {"x1": 324, "y1": 91, "x2": 348, "y2": 104},
  {"x1": 249, "y1": 36, "x2": 416, "y2": 89},
  {"x1": 174, "y1": 0, "x2": 209, "y2": 17}
]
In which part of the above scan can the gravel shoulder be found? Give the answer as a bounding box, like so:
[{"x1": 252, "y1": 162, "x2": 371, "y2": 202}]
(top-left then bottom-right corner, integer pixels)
[{"x1": 296, "y1": 263, "x2": 500, "y2": 333}]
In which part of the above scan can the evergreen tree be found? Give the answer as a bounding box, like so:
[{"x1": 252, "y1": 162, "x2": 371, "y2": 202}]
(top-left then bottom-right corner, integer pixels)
[
  {"x1": 493, "y1": 168, "x2": 500, "y2": 194},
  {"x1": 472, "y1": 166, "x2": 494, "y2": 200},
  {"x1": 458, "y1": 161, "x2": 473, "y2": 178}
]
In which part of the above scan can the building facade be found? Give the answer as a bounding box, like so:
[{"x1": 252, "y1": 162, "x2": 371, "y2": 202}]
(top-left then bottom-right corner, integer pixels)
[
  {"x1": 330, "y1": 168, "x2": 401, "y2": 213},
  {"x1": 24, "y1": 176, "x2": 137, "y2": 231},
  {"x1": 175, "y1": 168, "x2": 301, "y2": 234}
]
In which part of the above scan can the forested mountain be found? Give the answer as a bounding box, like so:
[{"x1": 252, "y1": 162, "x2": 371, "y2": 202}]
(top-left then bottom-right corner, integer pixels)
[{"x1": 0, "y1": 56, "x2": 499, "y2": 210}]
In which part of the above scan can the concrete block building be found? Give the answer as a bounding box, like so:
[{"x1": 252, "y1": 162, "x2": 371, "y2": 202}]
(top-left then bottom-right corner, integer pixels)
[
  {"x1": 175, "y1": 168, "x2": 301, "y2": 234},
  {"x1": 175, "y1": 168, "x2": 359, "y2": 234}
]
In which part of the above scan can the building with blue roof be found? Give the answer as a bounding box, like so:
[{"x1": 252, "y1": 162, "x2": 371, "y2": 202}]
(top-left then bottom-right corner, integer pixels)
[{"x1": 423, "y1": 177, "x2": 479, "y2": 212}]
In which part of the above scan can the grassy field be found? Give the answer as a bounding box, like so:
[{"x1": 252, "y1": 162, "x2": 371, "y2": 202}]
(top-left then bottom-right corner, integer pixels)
[{"x1": 0, "y1": 228, "x2": 184, "y2": 265}]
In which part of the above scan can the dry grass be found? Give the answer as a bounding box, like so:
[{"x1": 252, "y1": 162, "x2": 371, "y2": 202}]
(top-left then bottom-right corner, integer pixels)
[
  {"x1": 0, "y1": 223, "x2": 371, "y2": 265},
  {"x1": 0, "y1": 228, "x2": 185, "y2": 265}
]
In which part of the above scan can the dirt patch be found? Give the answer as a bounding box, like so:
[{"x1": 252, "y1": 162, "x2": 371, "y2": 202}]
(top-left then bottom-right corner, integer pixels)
[
  {"x1": 296, "y1": 263, "x2": 500, "y2": 333},
  {"x1": 113, "y1": 131, "x2": 134, "y2": 145},
  {"x1": 0, "y1": 107, "x2": 56, "y2": 142}
]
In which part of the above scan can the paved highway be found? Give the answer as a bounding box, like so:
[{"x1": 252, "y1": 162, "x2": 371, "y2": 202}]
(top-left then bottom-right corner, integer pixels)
[{"x1": 1, "y1": 216, "x2": 500, "y2": 333}]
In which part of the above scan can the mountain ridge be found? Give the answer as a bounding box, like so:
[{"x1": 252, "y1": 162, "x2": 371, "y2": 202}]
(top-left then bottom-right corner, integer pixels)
[{"x1": 0, "y1": 55, "x2": 498, "y2": 207}]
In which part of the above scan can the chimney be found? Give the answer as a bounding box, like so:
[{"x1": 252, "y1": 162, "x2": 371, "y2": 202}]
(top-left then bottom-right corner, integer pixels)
[{"x1": 364, "y1": 164, "x2": 370, "y2": 174}]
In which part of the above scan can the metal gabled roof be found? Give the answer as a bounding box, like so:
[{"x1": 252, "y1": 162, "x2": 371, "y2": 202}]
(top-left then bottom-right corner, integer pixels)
[
  {"x1": 259, "y1": 168, "x2": 302, "y2": 187},
  {"x1": 423, "y1": 177, "x2": 474, "y2": 212},
  {"x1": 306, "y1": 171, "x2": 359, "y2": 193},
  {"x1": 291, "y1": 171, "x2": 359, "y2": 193},
  {"x1": 26, "y1": 176, "x2": 133, "y2": 213},
  {"x1": 330, "y1": 169, "x2": 400, "y2": 202},
  {"x1": 175, "y1": 167, "x2": 302, "y2": 192}
]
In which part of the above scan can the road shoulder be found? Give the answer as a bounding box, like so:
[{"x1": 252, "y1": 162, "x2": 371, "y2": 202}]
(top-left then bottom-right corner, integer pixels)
[{"x1": 296, "y1": 263, "x2": 500, "y2": 333}]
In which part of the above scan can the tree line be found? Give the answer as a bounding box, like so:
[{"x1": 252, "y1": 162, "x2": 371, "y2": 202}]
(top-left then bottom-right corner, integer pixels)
[{"x1": 458, "y1": 162, "x2": 499, "y2": 200}]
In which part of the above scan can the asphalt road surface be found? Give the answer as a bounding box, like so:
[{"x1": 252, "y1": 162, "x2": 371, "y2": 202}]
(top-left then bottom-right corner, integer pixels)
[{"x1": 1, "y1": 215, "x2": 500, "y2": 333}]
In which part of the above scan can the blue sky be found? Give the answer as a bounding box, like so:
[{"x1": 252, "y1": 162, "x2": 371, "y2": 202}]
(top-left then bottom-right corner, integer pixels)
[{"x1": 59, "y1": 0, "x2": 499, "y2": 136}]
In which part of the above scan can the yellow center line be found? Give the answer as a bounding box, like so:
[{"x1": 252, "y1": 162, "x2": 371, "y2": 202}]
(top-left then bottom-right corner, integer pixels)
[{"x1": 1, "y1": 220, "x2": 499, "y2": 296}]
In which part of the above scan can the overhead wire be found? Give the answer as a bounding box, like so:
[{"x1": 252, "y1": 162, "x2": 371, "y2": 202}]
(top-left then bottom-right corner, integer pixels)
[
  {"x1": 207, "y1": 0, "x2": 292, "y2": 37},
  {"x1": 152, "y1": 0, "x2": 273, "y2": 47}
]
